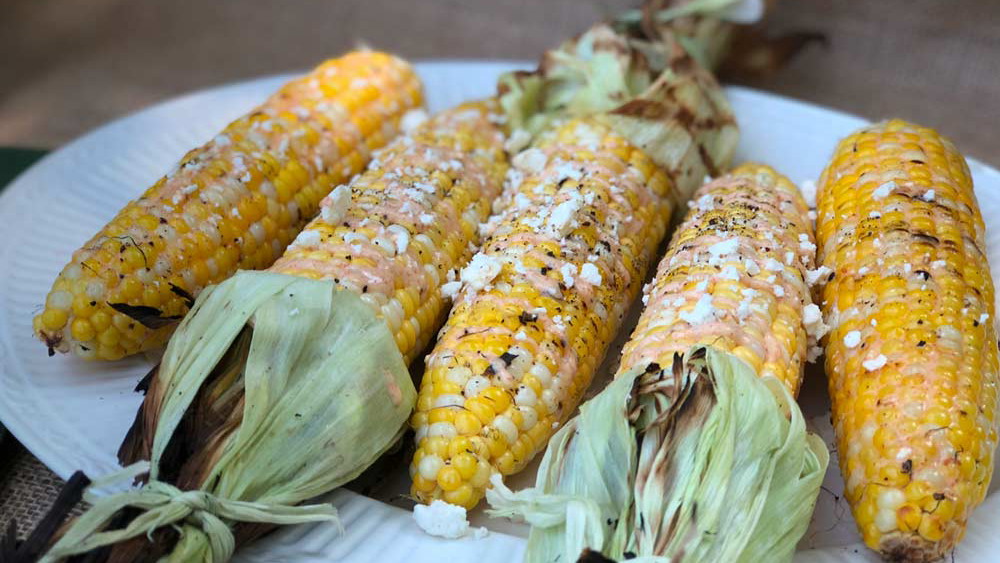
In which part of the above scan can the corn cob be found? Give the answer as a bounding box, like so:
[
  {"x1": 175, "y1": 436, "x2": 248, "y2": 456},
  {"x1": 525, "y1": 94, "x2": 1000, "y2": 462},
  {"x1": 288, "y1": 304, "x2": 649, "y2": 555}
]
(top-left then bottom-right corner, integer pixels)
[
  {"x1": 410, "y1": 118, "x2": 675, "y2": 508},
  {"x1": 487, "y1": 166, "x2": 828, "y2": 563},
  {"x1": 44, "y1": 100, "x2": 508, "y2": 563},
  {"x1": 815, "y1": 119, "x2": 999, "y2": 561},
  {"x1": 620, "y1": 163, "x2": 820, "y2": 395},
  {"x1": 269, "y1": 100, "x2": 508, "y2": 362},
  {"x1": 410, "y1": 19, "x2": 738, "y2": 508},
  {"x1": 34, "y1": 51, "x2": 422, "y2": 361}
]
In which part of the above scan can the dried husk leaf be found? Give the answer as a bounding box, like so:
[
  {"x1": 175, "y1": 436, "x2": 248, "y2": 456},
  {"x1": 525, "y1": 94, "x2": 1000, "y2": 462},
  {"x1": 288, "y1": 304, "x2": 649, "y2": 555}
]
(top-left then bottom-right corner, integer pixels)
[
  {"x1": 487, "y1": 346, "x2": 828, "y2": 563},
  {"x1": 43, "y1": 271, "x2": 415, "y2": 561}
]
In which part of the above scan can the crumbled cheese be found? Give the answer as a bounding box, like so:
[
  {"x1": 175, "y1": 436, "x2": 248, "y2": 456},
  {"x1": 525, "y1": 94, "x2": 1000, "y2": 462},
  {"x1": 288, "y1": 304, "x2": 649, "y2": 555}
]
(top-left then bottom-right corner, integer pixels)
[
  {"x1": 560, "y1": 263, "x2": 578, "y2": 289},
  {"x1": 980, "y1": 313, "x2": 990, "y2": 325},
  {"x1": 806, "y1": 265, "x2": 832, "y2": 287},
  {"x1": 513, "y1": 148, "x2": 547, "y2": 173},
  {"x1": 931, "y1": 260, "x2": 946, "y2": 269},
  {"x1": 800, "y1": 179, "x2": 818, "y2": 208},
  {"x1": 922, "y1": 189, "x2": 935, "y2": 202},
  {"x1": 737, "y1": 289, "x2": 757, "y2": 319},
  {"x1": 798, "y1": 233, "x2": 817, "y2": 253},
  {"x1": 843, "y1": 330, "x2": 862, "y2": 348},
  {"x1": 720, "y1": 265, "x2": 740, "y2": 281},
  {"x1": 707, "y1": 238, "x2": 740, "y2": 258},
  {"x1": 579, "y1": 263, "x2": 602, "y2": 286},
  {"x1": 785, "y1": 251, "x2": 795, "y2": 266},
  {"x1": 181, "y1": 183, "x2": 198, "y2": 195},
  {"x1": 474, "y1": 527, "x2": 489, "y2": 539},
  {"x1": 547, "y1": 194, "x2": 583, "y2": 236},
  {"x1": 774, "y1": 285, "x2": 786, "y2": 297},
  {"x1": 290, "y1": 229, "x2": 322, "y2": 248},
  {"x1": 764, "y1": 258, "x2": 783, "y2": 272},
  {"x1": 808, "y1": 210, "x2": 817, "y2": 221},
  {"x1": 387, "y1": 224, "x2": 410, "y2": 254},
  {"x1": 321, "y1": 185, "x2": 351, "y2": 224},
  {"x1": 514, "y1": 193, "x2": 532, "y2": 210},
  {"x1": 400, "y1": 109, "x2": 429, "y2": 133},
  {"x1": 420, "y1": 213, "x2": 435, "y2": 225},
  {"x1": 869, "y1": 211, "x2": 882, "y2": 219},
  {"x1": 872, "y1": 181, "x2": 896, "y2": 200},
  {"x1": 690, "y1": 194, "x2": 714, "y2": 212},
  {"x1": 859, "y1": 267, "x2": 869, "y2": 275},
  {"x1": 802, "y1": 303, "x2": 830, "y2": 344},
  {"x1": 553, "y1": 163, "x2": 583, "y2": 182},
  {"x1": 505, "y1": 128, "x2": 532, "y2": 153},
  {"x1": 745, "y1": 259, "x2": 761, "y2": 276},
  {"x1": 413, "y1": 500, "x2": 470, "y2": 539},
  {"x1": 460, "y1": 253, "x2": 503, "y2": 292},
  {"x1": 680, "y1": 294, "x2": 717, "y2": 325},
  {"x1": 862, "y1": 354, "x2": 888, "y2": 371},
  {"x1": 441, "y1": 281, "x2": 462, "y2": 299},
  {"x1": 904, "y1": 263, "x2": 912, "y2": 273}
]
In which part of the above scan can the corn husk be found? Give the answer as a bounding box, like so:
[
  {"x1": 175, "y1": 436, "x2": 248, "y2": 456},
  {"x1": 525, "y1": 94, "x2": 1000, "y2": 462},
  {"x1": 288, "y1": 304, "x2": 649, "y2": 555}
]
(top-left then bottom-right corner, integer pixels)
[
  {"x1": 498, "y1": 21, "x2": 738, "y2": 219},
  {"x1": 487, "y1": 346, "x2": 828, "y2": 563},
  {"x1": 43, "y1": 271, "x2": 415, "y2": 561}
]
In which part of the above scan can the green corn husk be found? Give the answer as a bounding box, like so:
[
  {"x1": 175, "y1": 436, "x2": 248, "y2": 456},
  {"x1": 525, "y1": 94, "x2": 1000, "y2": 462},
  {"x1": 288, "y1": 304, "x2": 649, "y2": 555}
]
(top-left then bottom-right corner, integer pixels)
[
  {"x1": 499, "y1": 21, "x2": 738, "y2": 218},
  {"x1": 487, "y1": 346, "x2": 829, "y2": 563},
  {"x1": 43, "y1": 272, "x2": 415, "y2": 562}
]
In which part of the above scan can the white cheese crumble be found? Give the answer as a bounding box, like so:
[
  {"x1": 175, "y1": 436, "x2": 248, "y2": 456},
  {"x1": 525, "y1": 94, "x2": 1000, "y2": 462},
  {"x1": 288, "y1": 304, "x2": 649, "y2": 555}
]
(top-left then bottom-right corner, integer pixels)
[
  {"x1": 862, "y1": 354, "x2": 888, "y2": 371},
  {"x1": 579, "y1": 263, "x2": 602, "y2": 286},
  {"x1": 869, "y1": 211, "x2": 882, "y2": 219},
  {"x1": 513, "y1": 148, "x2": 547, "y2": 173},
  {"x1": 290, "y1": 229, "x2": 322, "y2": 248},
  {"x1": 798, "y1": 233, "x2": 817, "y2": 252},
  {"x1": 785, "y1": 251, "x2": 795, "y2": 266},
  {"x1": 400, "y1": 109, "x2": 429, "y2": 133},
  {"x1": 387, "y1": 224, "x2": 410, "y2": 255},
  {"x1": 719, "y1": 265, "x2": 740, "y2": 281},
  {"x1": 843, "y1": 330, "x2": 862, "y2": 348},
  {"x1": 774, "y1": 285, "x2": 786, "y2": 297},
  {"x1": 680, "y1": 294, "x2": 717, "y2": 325},
  {"x1": 547, "y1": 194, "x2": 583, "y2": 236},
  {"x1": 441, "y1": 281, "x2": 462, "y2": 299},
  {"x1": 707, "y1": 238, "x2": 740, "y2": 258},
  {"x1": 802, "y1": 303, "x2": 830, "y2": 346},
  {"x1": 806, "y1": 265, "x2": 832, "y2": 287},
  {"x1": 922, "y1": 189, "x2": 935, "y2": 202},
  {"x1": 321, "y1": 185, "x2": 351, "y2": 224},
  {"x1": 420, "y1": 213, "x2": 435, "y2": 225},
  {"x1": 980, "y1": 313, "x2": 990, "y2": 325},
  {"x1": 460, "y1": 253, "x2": 503, "y2": 292},
  {"x1": 872, "y1": 181, "x2": 896, "y2": 200},
  {"x1": 413, "y1": 500, "x2": 470, "y2": 539},
  {"x1": 745, "y1": 259, "x2": 761, "y2": 276},
  {"x1": 931, "y1": 260, "x2": 946, "y2": 269},
  {"x1": 560, "y1": 263, "x2": 578, "y2": 289}
]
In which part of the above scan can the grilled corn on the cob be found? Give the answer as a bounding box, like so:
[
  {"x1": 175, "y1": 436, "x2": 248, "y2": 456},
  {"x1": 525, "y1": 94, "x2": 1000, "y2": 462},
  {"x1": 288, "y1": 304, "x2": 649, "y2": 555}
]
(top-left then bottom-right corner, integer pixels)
[
  {"x1": 410, "y1": 23, "x2": 738, "y2": 509},
  {"x1": 35, "y1": 51, "x2": 422, "y2": 360},
  {"x1": 488, "y1": 165, "x2": 828, "y2": 563},
  {"x1": 44, "y1": 101, "x2": 508, "y2": 563},
  {"x1": 816, "y1": 119, "x2": 999, "y2": 561},
  {"x1": 621, "y1": 163, "x2": 820, "y2": 394}
]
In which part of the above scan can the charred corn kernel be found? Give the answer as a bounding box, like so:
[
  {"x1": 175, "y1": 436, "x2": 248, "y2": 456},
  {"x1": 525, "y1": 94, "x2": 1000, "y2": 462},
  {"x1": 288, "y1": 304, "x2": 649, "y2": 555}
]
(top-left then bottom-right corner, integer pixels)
[
  {"x1": 816, "y1": 119, "x2": 999, "y2": 561},
  {"x1": 35, "y1": 51, "x2": 423, "y2": 360},
  {"x1": 272, "y1": 101, "x2": 508, "y2": 364},
  {"x1": 618, "y1": 164, "x2": 818, "y2": 396},
  {"x1": 410, "y1": 118, "x2": 676, "y2": 508}
]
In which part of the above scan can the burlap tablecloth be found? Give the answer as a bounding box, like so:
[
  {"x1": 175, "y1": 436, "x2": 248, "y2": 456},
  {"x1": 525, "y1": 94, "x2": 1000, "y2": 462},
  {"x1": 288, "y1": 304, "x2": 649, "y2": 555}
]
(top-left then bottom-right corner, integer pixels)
[{"x1": 2, "y1": 0, "x2": 999, "y2": 543}]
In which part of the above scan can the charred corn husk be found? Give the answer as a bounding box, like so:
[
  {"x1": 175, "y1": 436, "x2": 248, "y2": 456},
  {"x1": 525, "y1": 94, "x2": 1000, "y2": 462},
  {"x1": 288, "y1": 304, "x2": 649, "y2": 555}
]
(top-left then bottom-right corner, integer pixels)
[
  {"x1": 816, "y1": 119, "x2": 999, "y2": 561},
  {"x1": 41, "y1": 101, "x2": 507, "y2": 563},
  {"x1": 488, "y1": 165, "x2": 828, "y2": 563},
  {"x1": 35, "y1": 51, "x2": 422, "y2": 360},
  {"x1": 411, "y1": 22, "x2": 738, "y2": 509}
]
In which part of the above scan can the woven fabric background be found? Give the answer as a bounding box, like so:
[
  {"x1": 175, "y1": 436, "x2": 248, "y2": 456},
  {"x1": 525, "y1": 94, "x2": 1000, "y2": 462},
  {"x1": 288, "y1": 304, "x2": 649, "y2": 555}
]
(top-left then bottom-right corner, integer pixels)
[{"x1": 1, "y1": 0, "x2": 999, "y2": 542}]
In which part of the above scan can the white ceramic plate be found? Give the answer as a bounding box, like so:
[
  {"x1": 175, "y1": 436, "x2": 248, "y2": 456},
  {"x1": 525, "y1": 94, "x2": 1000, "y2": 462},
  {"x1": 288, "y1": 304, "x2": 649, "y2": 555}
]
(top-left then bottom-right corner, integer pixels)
[{"x1": 2, "y1": 61, "x2": 1000, "y2": 562}]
